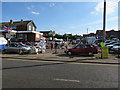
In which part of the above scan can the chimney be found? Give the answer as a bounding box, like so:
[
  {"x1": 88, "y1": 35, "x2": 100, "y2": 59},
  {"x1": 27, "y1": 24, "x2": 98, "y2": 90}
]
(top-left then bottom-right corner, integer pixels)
[
  {"x1": 21, "y1": 19, "x2": 23, "y2": 22},
  {"x1": 10, "y1": 19, "x2": 13, "y2": 24}
]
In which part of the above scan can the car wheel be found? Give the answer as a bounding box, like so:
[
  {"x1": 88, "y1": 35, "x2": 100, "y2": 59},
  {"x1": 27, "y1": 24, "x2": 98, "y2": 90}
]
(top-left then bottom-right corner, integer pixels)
[
  {"x1": 3, "y1": 49, "x2": 8, "y2": 54},
  {"x1": 67, "y1": 51, "x2": 72, "y2": 55},
  {"x1": 88, "y1": 52, "x2": 93, "y2": 56}
]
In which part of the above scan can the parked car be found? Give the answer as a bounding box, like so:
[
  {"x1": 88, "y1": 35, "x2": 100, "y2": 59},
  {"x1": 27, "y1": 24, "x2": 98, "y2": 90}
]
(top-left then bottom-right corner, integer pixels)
[
  {"x1": 65, "y1": 44, "x2": 98, "y2": 56},
  {"x1": 36, "y1": 46, "x2": 42, "y2": 53},
  {"x1": 4, "y1": 42, "x2": 31, "y2": 54},
  {"x1": 104, "y1": 40, "x2": 111, "y2": 45},
  {"x1": 111, "y1": 38, "x2": 119, "y2": 42},
  {"x1": 111, "y1": 43, "x2": 120, "y2": 53},
  {"x1": 105, "y1": 41, "x2": 116, "y2": 46},
  {"x1": 105, "y1": 43, "x2": 118, "y2": 50}
]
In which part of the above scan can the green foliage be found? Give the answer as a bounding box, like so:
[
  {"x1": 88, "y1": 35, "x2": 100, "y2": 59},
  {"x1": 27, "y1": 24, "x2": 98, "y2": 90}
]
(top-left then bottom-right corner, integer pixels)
[
  {"x1": 43, "y1": 33, "x2": 83, "y2": 40},
  {"x1": 55, "y1": 34, "x2": 63, "y2": 39},
  {"x1": 43, "y1": 34, "x2": 53, "y2": 37}
]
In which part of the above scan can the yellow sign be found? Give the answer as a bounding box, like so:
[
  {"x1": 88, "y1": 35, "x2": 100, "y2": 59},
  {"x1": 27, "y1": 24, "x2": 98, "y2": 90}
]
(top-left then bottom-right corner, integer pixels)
[
  {"x1": 100, "y1": 42, "x2": 105, "y2": 47},
  {"x1": 102, "y1": 47, "x2": 109, "y2": 58}
]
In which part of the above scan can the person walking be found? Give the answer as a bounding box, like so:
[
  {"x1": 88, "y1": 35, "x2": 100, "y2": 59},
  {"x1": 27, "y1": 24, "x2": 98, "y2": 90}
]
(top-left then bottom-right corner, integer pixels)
[
  {"x1": 55, "y1": 42, "x2": 58, "y2": 53},
  {"x1": 51, "y1": 42, "x2": 53, "y2": 50}
]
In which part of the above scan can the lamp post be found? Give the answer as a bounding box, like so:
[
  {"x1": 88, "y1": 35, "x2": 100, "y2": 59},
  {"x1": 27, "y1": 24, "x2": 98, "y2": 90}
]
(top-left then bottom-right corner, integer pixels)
[
  {"x1": 101, "y1": 0, "x2": 106, "y2": 59},
  {"x1": 103, "y1": 0, "x2": 106, "y2": 42}
]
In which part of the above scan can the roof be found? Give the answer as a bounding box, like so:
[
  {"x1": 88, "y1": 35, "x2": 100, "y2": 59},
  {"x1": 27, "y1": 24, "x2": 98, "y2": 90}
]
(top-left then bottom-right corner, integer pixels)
[
  {"x1": 0, "y1": 29, "x2": 17, "y2": 33},
  {"x1": 0, "y1": 20, "x2": 37, "y2": 28},
  {"x1": 40, "y1": 30, "x2": 55, "y2": 33},
  {"x1": 17, "y1": 31, "x2": 43, "y2": 35},
  {"x1": 0, "y1": 29, "x2": 43, "y2": 35},
  {"x1": 96, "y1": 30, "x2": 103, "y2": 32}
]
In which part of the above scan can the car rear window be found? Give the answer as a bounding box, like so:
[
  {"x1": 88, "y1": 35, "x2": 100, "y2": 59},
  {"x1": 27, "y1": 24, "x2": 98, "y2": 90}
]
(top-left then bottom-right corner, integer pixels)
[
  {"x1": 83, "y1": 45, "x2": 90, "y2": 48},
  {"x1": 114, "y1": 44, "x2": 120, "y2": 46}
]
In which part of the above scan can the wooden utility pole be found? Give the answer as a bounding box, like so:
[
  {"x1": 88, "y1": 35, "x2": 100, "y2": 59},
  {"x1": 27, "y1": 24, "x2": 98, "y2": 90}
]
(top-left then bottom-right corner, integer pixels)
[{"x1": 103, "y1": 0, "x2": 106, "y2": 42}]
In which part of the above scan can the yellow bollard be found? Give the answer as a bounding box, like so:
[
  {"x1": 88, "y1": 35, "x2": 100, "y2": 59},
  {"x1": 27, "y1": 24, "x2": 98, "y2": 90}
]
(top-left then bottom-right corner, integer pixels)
[{"x1": 102, "y1": 47, "x2": 109, "y2": 58}]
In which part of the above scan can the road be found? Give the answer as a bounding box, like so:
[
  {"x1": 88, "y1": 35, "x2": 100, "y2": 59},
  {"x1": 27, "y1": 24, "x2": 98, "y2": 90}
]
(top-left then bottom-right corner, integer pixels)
[{"x1": 2, "y1": 57, "x2": 119, "y2": 88}]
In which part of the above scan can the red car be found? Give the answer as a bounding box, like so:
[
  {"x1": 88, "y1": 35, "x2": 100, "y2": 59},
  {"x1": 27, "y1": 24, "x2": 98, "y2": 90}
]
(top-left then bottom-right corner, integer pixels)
[{"x1": 65, "y1": 44, "x2": 98, "y2": 55}]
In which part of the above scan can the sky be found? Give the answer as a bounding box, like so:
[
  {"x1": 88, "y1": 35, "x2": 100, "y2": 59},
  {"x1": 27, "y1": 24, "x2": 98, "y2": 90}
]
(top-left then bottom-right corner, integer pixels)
[{"x1": 1, "y1": 1, "x2": 119, "y2": 35}]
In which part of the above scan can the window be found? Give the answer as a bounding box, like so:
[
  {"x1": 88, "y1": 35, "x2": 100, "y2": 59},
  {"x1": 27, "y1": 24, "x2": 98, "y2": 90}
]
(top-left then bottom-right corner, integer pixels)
[
  {"x1": 83, "y1": 45, "x2": 90, "y2": 49},
  {"x1": 10, "y1": 43, "x2": 18, "y2": 47},
  {"x1": 36, "y1": 34, "x2": 39, "y2": 38},
  {"x1": 25, "y1": 34, "x2": 27, "y2": 41},
  {"x1": 18, "y1": 34, "x2": 23, "y2": 37},
  {"x1": 33, "y1": 26, "x2": 34, "y2": 31},
  {"x1": 76, "y1": 45, "x2": 82, "y2": 48},
  {"x1": 18, "y1": 34, "x2": 23, "y2": 39},
  {"x1": 12, "y1": 27, "x2": 16, "y2": 29},
  {"x1": 29, "y1": 25, "x2": 31, "y2": 31}
]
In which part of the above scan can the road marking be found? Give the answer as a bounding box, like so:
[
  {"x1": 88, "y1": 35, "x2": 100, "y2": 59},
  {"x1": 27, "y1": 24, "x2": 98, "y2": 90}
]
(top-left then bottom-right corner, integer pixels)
[
  {"x1": 2, "y1": 58, "x2": 64, "y2": 63},
  {"x1": 54, "y1": 78, "x2": 80, "y2": 82},
  {"x1": 3, "y1": 58, "x2": 120, "y2": 67},
  {"x1": 70, "y1": 62, "x2": 120, "y2": 67}
]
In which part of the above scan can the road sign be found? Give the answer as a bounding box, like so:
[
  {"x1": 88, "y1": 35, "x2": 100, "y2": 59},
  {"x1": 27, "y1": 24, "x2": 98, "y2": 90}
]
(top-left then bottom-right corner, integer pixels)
[{"x1": 100, "y1": 42, "x2": 105, "y2": 47}]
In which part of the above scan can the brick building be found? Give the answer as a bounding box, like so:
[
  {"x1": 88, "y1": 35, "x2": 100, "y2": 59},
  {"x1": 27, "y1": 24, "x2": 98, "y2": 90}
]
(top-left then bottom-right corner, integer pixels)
[
  {"x1": 106, "y1": 30, "x2": 120, "y2": 39},
  {"x1": 96, "y1": 30, "x2": 103, "y2": 39},
  {"x1": 40, "y1": 30, "x2": 55, "y2": 36},
  {"x1": 83, "y1": 33, "x2": 96, "y2": 38},
  {"x1": 40, "y1": 30, "x2": 55, "y2": 41},
  {"x1": 96, "y1": 29, "x2": 120, "y2": 39},
  {"x1": 0, "y1": 19, "x2": 43, "y2": 42}
]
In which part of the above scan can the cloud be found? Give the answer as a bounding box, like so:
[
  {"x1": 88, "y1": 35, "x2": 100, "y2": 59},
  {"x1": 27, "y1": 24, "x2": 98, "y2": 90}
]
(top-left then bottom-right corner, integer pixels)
[
  {"x1": 49, "y1": 3, "x2": 55, "y2": 7},
  {"x1": 107, "y1": 16, "x2": 118, "y2": 21},
  {"x1": 79, "y1": 16, "x2": 118, "y2": 30},
  {"x1": 106, "y1": 26, "x2": 118, "y2": 31},
  {"x1": 50, "y1": 25, "x2": 57, "y2": 29},
  {"x1": 31, "y1": 11, "x2": 40, "y2": 15},
  {"x1": 27, "y1": 7, "x2": 31, "y2": 10},
  {"x1": 91, "y1": 1, "x2": 118, "y2": 15},
  {"x1": 69, "y1": 25, "x2": 76, "y2": 29}
]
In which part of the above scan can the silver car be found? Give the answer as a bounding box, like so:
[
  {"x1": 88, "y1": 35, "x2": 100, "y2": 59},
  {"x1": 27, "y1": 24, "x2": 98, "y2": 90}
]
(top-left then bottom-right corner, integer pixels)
[
  {"x1": 111, "y1": 43, "x2": 120, "y2": 53},
  {"x1": 4, "y1": 43, "x2": 31, "y2": 54}
]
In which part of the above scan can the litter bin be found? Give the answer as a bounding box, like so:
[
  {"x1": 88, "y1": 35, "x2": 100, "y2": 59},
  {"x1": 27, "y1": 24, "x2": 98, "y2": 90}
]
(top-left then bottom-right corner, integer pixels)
[{"x1": 0, "y1": 44, "x2": 5, "y2": 50}]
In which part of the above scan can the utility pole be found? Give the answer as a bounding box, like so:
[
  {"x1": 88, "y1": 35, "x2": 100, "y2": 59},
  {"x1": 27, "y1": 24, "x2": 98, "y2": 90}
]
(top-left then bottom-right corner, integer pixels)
[
  {"x1": 103, "y1": 0, "x2": 106, "y2": 42},
  {"x1": 87, "y1": 28, "x2": 88, "y2": 34}
]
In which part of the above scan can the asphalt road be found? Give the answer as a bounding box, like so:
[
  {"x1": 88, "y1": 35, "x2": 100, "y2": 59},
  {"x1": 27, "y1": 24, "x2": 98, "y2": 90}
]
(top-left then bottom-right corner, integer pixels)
[{"x1": 2, "y1": 58, "x2": 119, "y2": 88}]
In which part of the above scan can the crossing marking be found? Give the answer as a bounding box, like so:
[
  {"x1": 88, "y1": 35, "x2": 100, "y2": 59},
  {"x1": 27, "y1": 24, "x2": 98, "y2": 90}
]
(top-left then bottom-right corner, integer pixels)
[
  {"x1": 2, "y1": 58, "x2": 120, "y2": 67},
  {"x1": 54, "y1": 78, "x2": 80, "y2": 82}
]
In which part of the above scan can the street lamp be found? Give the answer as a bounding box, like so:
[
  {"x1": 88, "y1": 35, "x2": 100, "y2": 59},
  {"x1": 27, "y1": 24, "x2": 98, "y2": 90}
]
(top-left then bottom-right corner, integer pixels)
[{"x1": 103, "y1": 0, "x2": 106, "y2": 42}]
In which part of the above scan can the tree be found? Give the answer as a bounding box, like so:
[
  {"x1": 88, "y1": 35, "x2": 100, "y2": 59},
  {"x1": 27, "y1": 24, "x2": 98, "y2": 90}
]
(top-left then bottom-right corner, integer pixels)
[{"x1": 43, "y1": 34, "x2": 53, "y2": 38}]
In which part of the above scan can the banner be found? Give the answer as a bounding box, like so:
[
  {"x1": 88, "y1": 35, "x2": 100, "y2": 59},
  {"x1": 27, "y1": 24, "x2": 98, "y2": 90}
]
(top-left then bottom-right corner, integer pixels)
[{"x1": 41, "y1": 37, "x2": 46, "y2": 53}]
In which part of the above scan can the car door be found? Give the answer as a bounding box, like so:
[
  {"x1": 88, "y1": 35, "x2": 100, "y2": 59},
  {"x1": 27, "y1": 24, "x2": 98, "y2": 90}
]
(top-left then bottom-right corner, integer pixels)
[
  {"x1": 72, "y1": 45, "x2": 83, "y2": 54},
  {"x1": 9, "y1": 43, "x2": 18, "y2": 53},
  {"x1": 77, "y1": 45, "x2": 84, "y2": 54},
  {"x1": 70, "y1": 45, "x2": 79, "y2": 54},
  {"x1": 82, "y1": 45, "x2": 90, "y2": 55}
]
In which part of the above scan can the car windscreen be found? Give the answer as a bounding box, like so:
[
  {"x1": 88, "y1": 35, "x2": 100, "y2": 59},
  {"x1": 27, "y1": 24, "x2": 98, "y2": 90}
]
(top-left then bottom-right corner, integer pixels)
[
  {"x1": 105, "y1": 41, "x2": 110, "y2": 43},
  {"x1": 114, "y1": 44, "x2": 120, "y2": 46}
]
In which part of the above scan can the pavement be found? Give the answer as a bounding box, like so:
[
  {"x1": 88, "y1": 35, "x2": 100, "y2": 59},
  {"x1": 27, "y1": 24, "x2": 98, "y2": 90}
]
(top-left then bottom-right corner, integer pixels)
[{"x1": 0, "y1": 49, "x2": 120, "y2": 65}]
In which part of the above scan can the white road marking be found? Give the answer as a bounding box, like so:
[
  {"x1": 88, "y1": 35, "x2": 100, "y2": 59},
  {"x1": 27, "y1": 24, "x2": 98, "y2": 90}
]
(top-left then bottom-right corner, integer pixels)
[{"x1": 54, "y1": 78, "x2": 80, "y2": 82}]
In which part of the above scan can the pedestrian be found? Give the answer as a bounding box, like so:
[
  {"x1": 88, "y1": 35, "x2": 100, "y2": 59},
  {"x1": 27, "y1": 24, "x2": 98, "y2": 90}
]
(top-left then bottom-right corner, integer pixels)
[
  {"x1": 51, "y1": 42, "x2": 53, "y2": 50},
  {"x1": 19, "y1": 44, "x2": 23, "y2": 55},
  {"x1": 8, "y1": 38, "x2": 11, "y2": 47},
  {"x1": 33, "y1": 45, "x2": 36, "y2": 54},
  {"x1": 55, "y1": 42, "x2": 58, "y2": 53}
]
